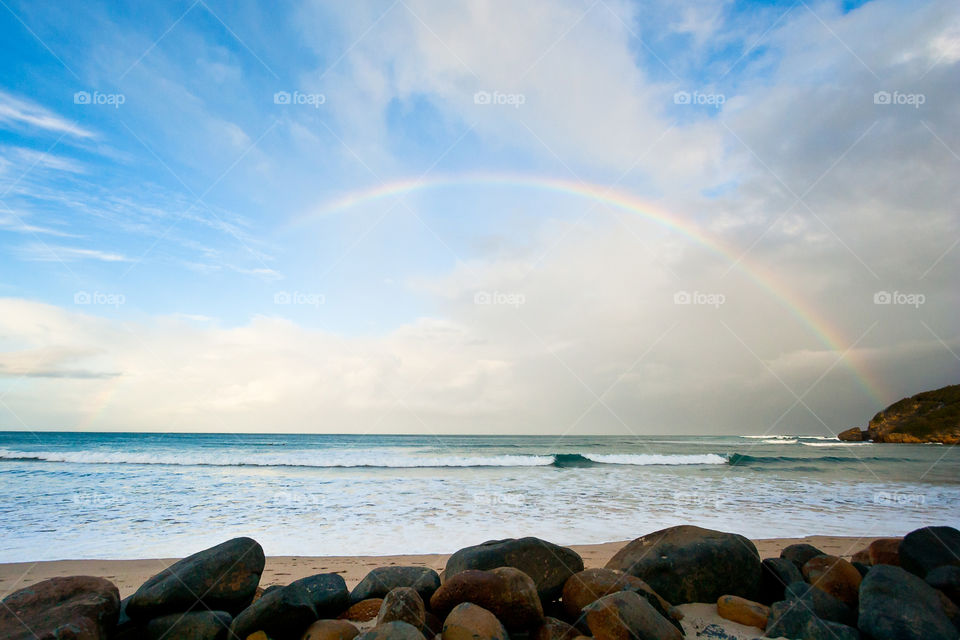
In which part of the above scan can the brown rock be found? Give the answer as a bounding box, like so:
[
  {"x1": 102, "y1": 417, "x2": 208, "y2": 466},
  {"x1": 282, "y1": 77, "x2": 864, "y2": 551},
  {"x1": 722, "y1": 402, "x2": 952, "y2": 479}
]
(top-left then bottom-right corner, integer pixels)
[
  {"x1": 339, "y1": 599, "x2": 384, "y2": 623},
  {"x1": 248, "y1": 633, "x2": 270, "y2": 640},
  {"x1": 532, "y1": 616, "x2": 580, "y2": 640},
  {"x1": 837, "y1": 427, "x2": 866, "y2": 441},
  {"x1": 430, "y1": 567, "x2": 543, "y2": 631},
  {"x1": 868, "y1": 538, "x2": 902, "y2": 566},
  {"x1": 562, "y1": 568, "x2": 670, "y2": 620},
  {"x1": 441, "y1": 603, "x2": 508, "y2": 640},
  {"x1": 851, "y1": 548, "x2": 871, "y2": 565},
  {"x1": 377, "y1": 587, "x2": 425, "y2": 629},
  {"x1": 802, "y1": 555, "x2": 862, "y2": 608},
  {"x1": 422, "y1": 611, "x2": 443, "y2": 638},
  {"x1": 716, "y1": 594, "x2": 770, "y2": 629},
  {"x1": 302, "y1": 619, "x2": 360, "y2": 640},
  {"x1": 0, "y1": 575, "x2": 120, "y2": 640},
  {"x1": 583, "y1": 591, "x2": 682, "y2": 640},
  {"x1": 356, "y1": 621, "x2": 426, "y2": 640}
]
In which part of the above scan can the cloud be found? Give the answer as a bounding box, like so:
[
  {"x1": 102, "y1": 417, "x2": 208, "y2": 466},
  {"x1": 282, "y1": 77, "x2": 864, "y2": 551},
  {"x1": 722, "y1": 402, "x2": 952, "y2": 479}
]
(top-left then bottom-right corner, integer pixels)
[
  {"x1": 0, "y1": 91, "x2": 95, "y2": 139},
  {"x1": 18, "y1": 244, "x2": 130, "y2": 262}
]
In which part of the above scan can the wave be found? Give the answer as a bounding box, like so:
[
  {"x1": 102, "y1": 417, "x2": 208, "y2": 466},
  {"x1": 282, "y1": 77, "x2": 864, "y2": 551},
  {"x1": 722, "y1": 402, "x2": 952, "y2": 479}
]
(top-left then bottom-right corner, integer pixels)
[
  {"x1": 800, "y1": 442, "x2": 872, "y2": 447},
  {"x1": 729, "y1": 453, "x2": 903, "y2": 466},
  {"x1": 739, "y1": 435, "x2": 798, "y2": 440},
  {"x1": 0, "y1": 448, "x2": 730, "y2": 469},
  {"x1": 761, "y1": 438, "x2": 798, "y2": 444}
]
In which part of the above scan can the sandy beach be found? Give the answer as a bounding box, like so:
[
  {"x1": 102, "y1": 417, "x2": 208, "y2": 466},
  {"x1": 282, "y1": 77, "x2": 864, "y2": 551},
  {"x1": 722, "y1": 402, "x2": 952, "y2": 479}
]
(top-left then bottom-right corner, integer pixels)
[{"x1": 0, "y1": 535, "x2": 882, "y2": 599}]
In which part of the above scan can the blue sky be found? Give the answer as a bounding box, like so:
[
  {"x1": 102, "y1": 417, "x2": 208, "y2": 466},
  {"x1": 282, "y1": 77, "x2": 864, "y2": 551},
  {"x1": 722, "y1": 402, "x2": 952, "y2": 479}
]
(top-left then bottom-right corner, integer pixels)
[{"x1": 0, "y1": 0, "x2": 957, "y2": 432}]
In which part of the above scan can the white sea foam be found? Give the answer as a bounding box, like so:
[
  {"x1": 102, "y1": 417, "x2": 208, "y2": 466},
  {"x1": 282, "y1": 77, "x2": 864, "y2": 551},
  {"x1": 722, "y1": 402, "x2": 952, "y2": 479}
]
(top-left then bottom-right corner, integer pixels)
[
  {"x1": 583, "y1": 453, "x2": 728, "y2": 465},
  {"x1": 800, "y1": 442, "x2": 873, "y2": 447}
]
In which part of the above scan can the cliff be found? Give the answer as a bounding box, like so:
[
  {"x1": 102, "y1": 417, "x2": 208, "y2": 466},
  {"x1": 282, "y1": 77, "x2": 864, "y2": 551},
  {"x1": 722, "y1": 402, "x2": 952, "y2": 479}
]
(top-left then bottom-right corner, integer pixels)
[{"x1": 864, "y1": 384, "x2": 960, "y2": 444}]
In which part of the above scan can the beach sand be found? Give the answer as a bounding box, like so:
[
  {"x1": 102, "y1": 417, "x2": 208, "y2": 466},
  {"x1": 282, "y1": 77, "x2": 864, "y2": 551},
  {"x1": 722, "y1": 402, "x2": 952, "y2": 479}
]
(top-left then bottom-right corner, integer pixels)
[{"x1": 0, "y1": 535, "x2": 880, "y2": 599}]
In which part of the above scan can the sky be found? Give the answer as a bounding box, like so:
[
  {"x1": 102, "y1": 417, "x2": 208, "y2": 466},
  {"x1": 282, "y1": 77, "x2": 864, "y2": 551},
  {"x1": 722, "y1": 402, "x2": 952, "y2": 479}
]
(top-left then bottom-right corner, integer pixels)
[{"x1": 0, "y1": 0, "x2": 957, "y2": 434}]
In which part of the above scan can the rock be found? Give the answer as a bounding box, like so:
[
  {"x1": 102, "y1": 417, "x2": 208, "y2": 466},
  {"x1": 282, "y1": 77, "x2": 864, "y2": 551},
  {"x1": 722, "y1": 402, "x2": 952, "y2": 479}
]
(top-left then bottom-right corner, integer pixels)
[
  {"x1": 352, "y1": 567, "x2": 441, "y2": 604},
  {"x1": 230, "y1": 583, "x2": 318, "y2": 640},
  {"x1": 145, "y1": 611, "x2": 233, "y2": 639},
  {"x1": 0, "y1": 576, "x2": 120, "y2": 640},
  {"x1": 758, "y1": 558, "x2": 803, "y2": 604},
  {"x1": 783, "y1": 581, "x2": 855, "y2": 626},
  {"x1": 377, "y1": 587, "x2": 425, "y2": 629},
  {"x1": 356, "y1": 621, "x2": 426, "y2": 640},
  {"x1": 442, "y1": 603, "x2": 508, "y2": 640},
  {"x1": 851, "y1": 548, "x2": 871, "y2": 564},
  {"x1": 764, "y1": 600, "x2": 860, "y2": 640},
  {"x1": 421, "y1": 610, "x2": 443, "y2": 638},
  {"x1": 868, "y1": 538, "x2": 902, "y2": 566},
  {"x1": 927, "y1": 565, "x2": 960, "y2": 604},
  {"x1": 801, "y1": 555, "x2": 862, "y2": 607},
  {"x1": 899, "y1": 525, "x2": 960, "y2": 578},
  {"x1": 865, "y1": 384, "x2": 960, "y2": 444},
  {"x1": 605, "y1": 525, "x2": 760, "y2": 604},
  {"x1": 582, "y1": 591, "x2": 682, "y2": 640},
  {"x1": 291, "y1": 574, "x2": 350, "y2": 618},
  {"x1": 561, "y1": 568, "x2": 678, "y2": 633},
  {"x1": 852, "y1": 562, "x2": 870, "y2": 577},
  {"x1": 716, "y1": 595, "x2": 769, "y2": 629},
  {"x1": 532, "y1": 616, "x2": 580, "y2": 640},
  {"x1": 837, "y1": 427, "x2": 866, "y2": 441},
  {"x1": 248, "y1": 633, "x2": 271, "y2": 640},
  {"x1": 430, "y1": 567, "x2": 543, "y2": 631},
  {"x1": 301, "y1": 619, "x2": 360, "y2": 640},
  {"x1": 859, "y1": 564, "x2": 957, "y2": 640},
  {"x1": 338, "y1": 599, "x2": 383, "y2": 623},
  {"x1": 779, "y1": 543, "x2": 824, "y2": 571},
  {"x1": 444, "y1": 537, "x2": 583, "y2": 602},
  {"x1": 127, "y1": 537, "x2": 265, "y2": 618}
]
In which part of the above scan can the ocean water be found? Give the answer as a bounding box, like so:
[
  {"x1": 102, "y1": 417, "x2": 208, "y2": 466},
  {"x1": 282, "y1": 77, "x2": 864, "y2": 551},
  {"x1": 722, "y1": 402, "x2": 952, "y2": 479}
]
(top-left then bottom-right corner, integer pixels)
[{"x1": 0, "y1": 432, "x2": 957, "y2": 562}]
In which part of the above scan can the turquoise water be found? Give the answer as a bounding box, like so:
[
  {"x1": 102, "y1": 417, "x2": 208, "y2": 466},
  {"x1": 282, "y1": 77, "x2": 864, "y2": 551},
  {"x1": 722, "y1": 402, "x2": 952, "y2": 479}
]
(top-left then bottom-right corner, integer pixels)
[{"x1": 0, "y1": 432, "x2": 957, "y2": 561}]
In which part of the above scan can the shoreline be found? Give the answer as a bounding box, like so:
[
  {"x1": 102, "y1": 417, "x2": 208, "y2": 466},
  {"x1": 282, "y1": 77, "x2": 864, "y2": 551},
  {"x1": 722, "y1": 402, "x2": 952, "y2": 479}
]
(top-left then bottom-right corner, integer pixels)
[{"x1": 0, "y1": 535, "x2": 885, "y2": 598}]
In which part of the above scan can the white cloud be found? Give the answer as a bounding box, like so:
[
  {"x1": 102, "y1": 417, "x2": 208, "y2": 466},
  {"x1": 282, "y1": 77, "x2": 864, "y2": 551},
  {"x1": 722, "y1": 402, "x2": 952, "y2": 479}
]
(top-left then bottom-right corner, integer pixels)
[{"x1": 0, "y1": 91, "x2": 95, "y2": 139}]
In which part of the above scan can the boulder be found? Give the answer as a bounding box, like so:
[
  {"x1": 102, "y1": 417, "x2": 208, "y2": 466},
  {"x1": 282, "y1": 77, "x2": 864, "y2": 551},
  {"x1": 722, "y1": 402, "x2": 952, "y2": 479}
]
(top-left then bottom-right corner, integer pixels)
[
  {"x1": 899, "y1": 526, "x2": 960, "y2": 578},
  {"x1": 764, "y1": 600, "x2": 860, "y2": 640},
  {"x1": 582, "y1": 591, "x2": 682, "y2": 640},
  {"x1": 442, "y1": 603, "x2": 508, "y2": 640},
  {"x1": 532, "y1": 616, "x2": 580, "y2": 640},
  {"x1": 927, "y1": 565, "x2": 960, "y2": 604},
  {"x1": 377, "y1": 587, "x2": 425, "y2": 629},
  {"x1": 301, "y1": 619, "x2": 360, "y2": 640},
  {"x1": 338, "y1": 599, "x2": 383, "y2": 623},
  {"x1": 444, "y1": 537, "x2": 583, "y2": 602},
  {"x1": 145, "y1": 610, "x2": 232, "y2": 639},
  {"x1": 230, "y1": 583, "x2": 318, "y2": 640},
  {"x1": 290, "y1": 574, "x2": 350, "y2": 618},
  {"x1": 356, "y1": 621, "x2": 426, "y2": 640},
  {"x1": 758, "y1": 558, "x2": 803, "y2": 604},
  {"x1": 716, "y1": 595, "x2": 769, "y2": 629},
  {"x1": 851, "y1": 548, "x2": 871, "y2": 564},
  {"x1": 127, "y1": 537, "x2": 265, "y2": 618},
  {"x1": 801, "y1": 555, "x2": 862, "y2": 607},
  {"x1": 837, "y1": 427, "x2": 866, "y2": 441},
  {"x1": 868, "y1": 538, "x2": 902, "y2": 566},
  {"x1": 780, "y1": 543, "x2": 824, "y2": 571},
  {"x1": 561, "y1": 568, "x2": 679, "y2": 633},
  {"x1": 859, "y1": 564, "x2": 957, "y2": 640},
  {"x1": 352, "y1": 567, "x2": 441, "y2": 604},
  {"x1": 783, "y1": 581, "x2": 855, "y2": 626},
  {"x1": 0, "y1": 576, "x2": 120, "y2": 640},
  {"x1": 430, "y1": 567, "x2": 543, "y2": 631},
  {"x1": 605, "y1": 525, "x2": 760, "y2": 604}
]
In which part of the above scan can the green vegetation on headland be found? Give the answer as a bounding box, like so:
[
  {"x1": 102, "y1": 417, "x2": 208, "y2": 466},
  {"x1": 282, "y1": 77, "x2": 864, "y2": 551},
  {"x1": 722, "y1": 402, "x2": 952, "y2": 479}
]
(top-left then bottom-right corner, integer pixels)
[{"x1": 838, "y1": 384, "x2": 960, "y2": 444}]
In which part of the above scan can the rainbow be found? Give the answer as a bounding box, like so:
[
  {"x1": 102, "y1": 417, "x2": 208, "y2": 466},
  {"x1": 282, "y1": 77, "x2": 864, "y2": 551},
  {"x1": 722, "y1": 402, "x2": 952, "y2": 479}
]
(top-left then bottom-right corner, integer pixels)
[{"x1": 290, "y1": 172, "x2": 886, "y2": 402}]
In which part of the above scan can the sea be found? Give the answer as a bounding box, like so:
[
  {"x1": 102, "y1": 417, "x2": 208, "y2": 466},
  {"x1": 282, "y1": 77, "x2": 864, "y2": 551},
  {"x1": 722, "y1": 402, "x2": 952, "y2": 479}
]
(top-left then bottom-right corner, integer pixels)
[{"x1": 0, "y1": 432, "x2": 957, "y2": 562}]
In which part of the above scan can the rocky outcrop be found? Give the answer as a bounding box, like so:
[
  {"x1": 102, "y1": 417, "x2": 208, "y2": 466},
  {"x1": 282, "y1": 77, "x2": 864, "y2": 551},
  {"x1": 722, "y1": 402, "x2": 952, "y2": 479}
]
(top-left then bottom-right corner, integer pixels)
[
  {"x1": 838, "y1": 427, "x2": 867, "y2": 441},
  {"x1": 865, "y1": 384, "x2": 960, "y2": 443}
]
